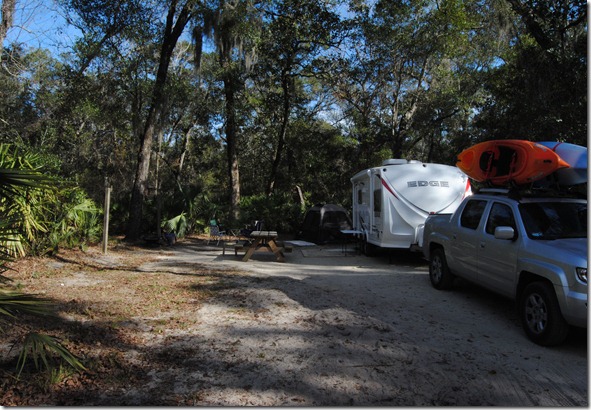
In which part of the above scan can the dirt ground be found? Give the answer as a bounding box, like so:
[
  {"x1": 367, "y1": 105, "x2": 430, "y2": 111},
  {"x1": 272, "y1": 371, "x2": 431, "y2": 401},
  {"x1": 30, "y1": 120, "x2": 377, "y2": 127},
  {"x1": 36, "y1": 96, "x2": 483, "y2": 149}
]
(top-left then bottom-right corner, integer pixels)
[{"x1": 0, "y1": 236, "x2": 587, "y2": 406}]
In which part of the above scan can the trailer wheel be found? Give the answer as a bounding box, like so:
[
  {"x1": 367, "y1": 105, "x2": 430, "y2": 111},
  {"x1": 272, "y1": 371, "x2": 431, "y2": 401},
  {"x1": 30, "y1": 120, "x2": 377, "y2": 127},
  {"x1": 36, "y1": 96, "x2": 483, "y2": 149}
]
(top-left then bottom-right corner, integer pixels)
[
  {"x1": 429, "y1": 248, "x2": 454, "y2": 290},
  {"x1": 519, "y1": 281, "x2": 569, "y2": 346}
]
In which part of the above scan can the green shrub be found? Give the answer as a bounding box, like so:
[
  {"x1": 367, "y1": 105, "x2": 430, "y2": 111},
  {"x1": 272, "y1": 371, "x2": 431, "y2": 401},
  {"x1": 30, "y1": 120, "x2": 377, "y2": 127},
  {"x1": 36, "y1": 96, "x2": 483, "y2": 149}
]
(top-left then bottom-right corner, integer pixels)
[
  {"x1": 239, "y1": 193, "x2": 305, "y2": 234},
  {"x1": 44, "y1": 187, "x2": 102, "y2": 253}
]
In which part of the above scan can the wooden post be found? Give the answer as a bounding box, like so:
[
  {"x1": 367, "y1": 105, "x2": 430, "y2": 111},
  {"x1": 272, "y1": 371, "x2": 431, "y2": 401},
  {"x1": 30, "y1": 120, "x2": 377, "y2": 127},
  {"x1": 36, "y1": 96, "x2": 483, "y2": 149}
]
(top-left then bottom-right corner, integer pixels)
[{"x1": 102, "y1": 177, "x2": 112, "y2": 254}]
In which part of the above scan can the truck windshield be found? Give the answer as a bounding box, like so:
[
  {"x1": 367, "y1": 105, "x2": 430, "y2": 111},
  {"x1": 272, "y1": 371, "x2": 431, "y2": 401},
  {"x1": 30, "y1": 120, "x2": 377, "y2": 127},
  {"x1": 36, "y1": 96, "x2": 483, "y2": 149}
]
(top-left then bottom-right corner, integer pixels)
[{"x1": 519, "y1": 202, "x2": 587, "y2": 240}]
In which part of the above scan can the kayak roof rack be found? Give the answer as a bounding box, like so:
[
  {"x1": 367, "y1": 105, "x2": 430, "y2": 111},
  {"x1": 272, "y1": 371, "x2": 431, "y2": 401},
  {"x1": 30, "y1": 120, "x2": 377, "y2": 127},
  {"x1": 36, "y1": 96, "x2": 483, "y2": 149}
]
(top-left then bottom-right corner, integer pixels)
[
  {"x1": 478, "y1": 188, "x2": 510, "y2": 194},
  {"x1": 475, "y1": 186, "x2": 586, "y2": 200}
]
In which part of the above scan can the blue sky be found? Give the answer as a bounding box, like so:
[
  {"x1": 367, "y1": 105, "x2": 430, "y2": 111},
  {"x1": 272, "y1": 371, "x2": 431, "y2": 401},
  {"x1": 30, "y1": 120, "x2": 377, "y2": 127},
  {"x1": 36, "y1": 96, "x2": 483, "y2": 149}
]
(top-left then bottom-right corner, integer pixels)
[
  {"x1": 5, "y1": 1, "x2": 353, "y2": 57},
  {"x1": 6, "y1": 0, "x2": 80, "y2": 54}
]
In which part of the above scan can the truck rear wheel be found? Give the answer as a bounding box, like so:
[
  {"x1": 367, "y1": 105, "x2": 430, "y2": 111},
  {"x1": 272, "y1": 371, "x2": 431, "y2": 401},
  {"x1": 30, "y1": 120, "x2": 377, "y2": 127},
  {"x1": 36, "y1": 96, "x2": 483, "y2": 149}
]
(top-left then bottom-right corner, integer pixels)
[
  {"x1": 520, "y1": 281, "x2": 569, "y2": 346},
  {"x1": 429, "y1": 248, "x2": 454, "y2": 290}
]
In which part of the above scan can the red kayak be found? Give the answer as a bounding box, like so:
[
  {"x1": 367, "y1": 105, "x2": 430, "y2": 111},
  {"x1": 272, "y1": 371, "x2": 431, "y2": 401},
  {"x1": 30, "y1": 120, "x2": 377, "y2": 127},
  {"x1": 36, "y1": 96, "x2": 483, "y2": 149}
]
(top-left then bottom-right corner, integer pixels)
[{"x1": 456, "y1": 140, "x2": 570, "y2": 185}]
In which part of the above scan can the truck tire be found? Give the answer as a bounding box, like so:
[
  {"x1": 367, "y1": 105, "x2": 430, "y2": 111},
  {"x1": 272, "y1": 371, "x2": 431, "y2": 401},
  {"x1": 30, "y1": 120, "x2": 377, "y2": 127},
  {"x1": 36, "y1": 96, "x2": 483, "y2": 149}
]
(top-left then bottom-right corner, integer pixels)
[
  {"x1": 520, "y1": 281, "x2": 570, "y2": 346},
  {"x1": 429, "y1": 248, "x2": 455, "y2": 290}
]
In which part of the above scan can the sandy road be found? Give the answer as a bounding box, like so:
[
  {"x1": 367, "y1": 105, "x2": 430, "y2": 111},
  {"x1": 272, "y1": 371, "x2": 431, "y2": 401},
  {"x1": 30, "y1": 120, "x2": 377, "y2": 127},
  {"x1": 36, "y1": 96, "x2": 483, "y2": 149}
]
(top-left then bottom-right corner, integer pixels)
[{"x1": 136, "y1": 239, "x2": 587, "y2": 406}]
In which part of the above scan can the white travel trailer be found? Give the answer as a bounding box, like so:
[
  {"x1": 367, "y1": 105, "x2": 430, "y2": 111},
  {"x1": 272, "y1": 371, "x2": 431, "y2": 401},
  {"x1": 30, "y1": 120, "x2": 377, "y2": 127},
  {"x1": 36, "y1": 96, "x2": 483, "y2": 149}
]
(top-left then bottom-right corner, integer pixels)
[{"x1": 351, "y1": 159, "x2": 471, "y2": 253}]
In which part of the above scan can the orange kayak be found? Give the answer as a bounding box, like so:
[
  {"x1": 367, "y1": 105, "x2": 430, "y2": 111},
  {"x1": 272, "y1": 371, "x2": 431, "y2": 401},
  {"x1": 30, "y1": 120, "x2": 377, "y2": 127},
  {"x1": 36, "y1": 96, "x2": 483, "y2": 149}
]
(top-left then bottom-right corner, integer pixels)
[{"x1": 456, "y1": 140, "x2": 570, "y2": 185}]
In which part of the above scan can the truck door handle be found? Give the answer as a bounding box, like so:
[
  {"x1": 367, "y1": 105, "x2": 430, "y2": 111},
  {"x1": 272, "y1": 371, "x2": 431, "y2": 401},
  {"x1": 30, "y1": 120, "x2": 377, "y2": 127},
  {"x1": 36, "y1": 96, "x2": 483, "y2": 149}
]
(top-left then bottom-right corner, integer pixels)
[
  {"x1": 480, "y1": 242, "x2": 485, "y2": 248},
  {"x1": 453, "y1": 234, "x2": 457, "y2": 239}
]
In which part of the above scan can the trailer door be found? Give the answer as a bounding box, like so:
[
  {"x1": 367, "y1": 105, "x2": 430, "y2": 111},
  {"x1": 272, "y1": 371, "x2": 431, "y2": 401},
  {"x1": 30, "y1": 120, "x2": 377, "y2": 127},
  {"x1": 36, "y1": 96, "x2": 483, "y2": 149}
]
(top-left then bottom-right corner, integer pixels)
[
  {"x1": 372, "y1": 172, "x2": 383, "y2": 239},
  {"x1": 353, "y1": 178, "x2": 371, "y2": 234}
]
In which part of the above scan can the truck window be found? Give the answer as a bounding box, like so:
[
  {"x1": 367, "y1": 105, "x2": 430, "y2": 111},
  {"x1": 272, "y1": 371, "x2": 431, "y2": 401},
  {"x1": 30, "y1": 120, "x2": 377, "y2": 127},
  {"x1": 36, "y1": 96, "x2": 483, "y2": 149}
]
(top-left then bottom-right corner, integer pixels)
[
  {"x1": 485, "y1": 202, "x2": 516, "y2": 235},
  {"x1": 519, "y1": 202, "x2": 587, "y2": 239},
  {"x1": 460, "y1": 200, "x2": 486, "y2": 230}
]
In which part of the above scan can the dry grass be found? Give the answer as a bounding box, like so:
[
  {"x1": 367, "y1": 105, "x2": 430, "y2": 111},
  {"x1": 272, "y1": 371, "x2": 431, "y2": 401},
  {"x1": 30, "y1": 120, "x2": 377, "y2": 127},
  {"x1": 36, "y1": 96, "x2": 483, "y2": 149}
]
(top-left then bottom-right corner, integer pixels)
[{"x1": 0, "y1": 238, "x2": 238, "y2": 405}]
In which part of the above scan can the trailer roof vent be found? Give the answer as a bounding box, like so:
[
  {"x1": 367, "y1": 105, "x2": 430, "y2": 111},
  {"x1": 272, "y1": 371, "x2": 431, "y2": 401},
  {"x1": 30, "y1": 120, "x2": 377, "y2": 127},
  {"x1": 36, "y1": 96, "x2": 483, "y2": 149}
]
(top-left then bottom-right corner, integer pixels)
[{"x1": 382, "y1": 159, "x2": 422, "y2": 166}]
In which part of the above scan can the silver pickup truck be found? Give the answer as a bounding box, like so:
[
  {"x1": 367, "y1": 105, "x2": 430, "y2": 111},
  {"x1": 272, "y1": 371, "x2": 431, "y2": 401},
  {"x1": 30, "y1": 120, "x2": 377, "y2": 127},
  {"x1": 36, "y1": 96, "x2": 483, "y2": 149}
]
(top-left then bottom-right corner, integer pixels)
[{"x1": 422, "y1": 188, "x2": 587, "y2": 346}]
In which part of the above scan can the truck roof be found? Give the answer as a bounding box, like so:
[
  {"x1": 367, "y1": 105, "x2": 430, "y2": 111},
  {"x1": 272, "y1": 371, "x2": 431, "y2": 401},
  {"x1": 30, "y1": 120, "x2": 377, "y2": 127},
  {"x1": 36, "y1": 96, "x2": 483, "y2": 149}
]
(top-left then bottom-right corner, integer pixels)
[{"x1": 474, "y1": 187, "x2": 587, "y2": 202}]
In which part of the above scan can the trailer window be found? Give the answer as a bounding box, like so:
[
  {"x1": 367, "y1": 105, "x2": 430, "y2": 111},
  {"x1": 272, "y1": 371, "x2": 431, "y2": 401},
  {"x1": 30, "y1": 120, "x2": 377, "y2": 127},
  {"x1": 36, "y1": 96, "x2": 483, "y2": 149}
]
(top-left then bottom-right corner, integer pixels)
[
  {"x1": 373, "y1": 188, "x2": 381, "y2": 217},
  {"x1": 460, "y1": 200, "x2": 486, "y2": 230}
]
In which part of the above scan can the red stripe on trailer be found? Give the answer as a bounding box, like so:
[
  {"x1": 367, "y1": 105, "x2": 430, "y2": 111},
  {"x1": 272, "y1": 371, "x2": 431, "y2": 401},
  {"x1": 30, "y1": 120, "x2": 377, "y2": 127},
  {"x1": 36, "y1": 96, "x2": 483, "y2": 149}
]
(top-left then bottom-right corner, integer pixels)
[{"x1": 380, "y1": 177, "x2": 398, "y2": 200}]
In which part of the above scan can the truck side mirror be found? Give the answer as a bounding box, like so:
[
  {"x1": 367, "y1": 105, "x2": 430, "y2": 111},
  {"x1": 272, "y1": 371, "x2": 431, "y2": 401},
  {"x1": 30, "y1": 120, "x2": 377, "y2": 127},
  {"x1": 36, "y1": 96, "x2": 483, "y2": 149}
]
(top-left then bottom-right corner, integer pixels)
[{"x1": 494, "y1": 226, "x2": 515, "y2": 240}]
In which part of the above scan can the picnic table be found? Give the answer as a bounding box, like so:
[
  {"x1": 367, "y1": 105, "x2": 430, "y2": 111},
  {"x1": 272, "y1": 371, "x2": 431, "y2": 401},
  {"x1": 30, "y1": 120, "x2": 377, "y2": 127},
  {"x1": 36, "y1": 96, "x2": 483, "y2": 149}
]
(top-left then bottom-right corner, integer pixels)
[{"x1": 241, "y1": 230, "x2": 286, "y2": 262}]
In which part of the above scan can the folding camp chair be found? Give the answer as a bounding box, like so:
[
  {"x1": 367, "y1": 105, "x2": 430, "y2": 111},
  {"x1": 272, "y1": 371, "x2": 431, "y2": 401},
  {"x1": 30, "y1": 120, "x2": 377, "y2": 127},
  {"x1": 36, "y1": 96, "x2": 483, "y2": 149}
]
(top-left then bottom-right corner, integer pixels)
[{"x1": 207, "y1": 219, "x2": 227, "y2": 245}]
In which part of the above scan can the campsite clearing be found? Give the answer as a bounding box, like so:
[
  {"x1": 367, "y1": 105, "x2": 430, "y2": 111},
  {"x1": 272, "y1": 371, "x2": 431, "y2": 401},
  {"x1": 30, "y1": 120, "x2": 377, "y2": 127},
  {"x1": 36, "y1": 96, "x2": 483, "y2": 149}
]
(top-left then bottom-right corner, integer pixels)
[{"x1": 0, "y1": 236, "x2": 586, "y2": 406}]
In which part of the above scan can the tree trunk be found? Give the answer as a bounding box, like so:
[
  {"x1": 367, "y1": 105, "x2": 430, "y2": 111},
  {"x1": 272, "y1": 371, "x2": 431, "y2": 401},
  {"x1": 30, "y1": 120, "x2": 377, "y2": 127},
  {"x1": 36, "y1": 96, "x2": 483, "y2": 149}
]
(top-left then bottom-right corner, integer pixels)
[
  {"x1": 178, "y1": 126, "x2": 192, "y2": 175},
  {"x1": 294, "y1": 184, "x2": 305, "y2": 211},
  {"x1": 266, "y1": 70, "x2": 291, "y2": 195},
  {"x1": 126, "y1": 0, "x2": 194, "y2": 240},
  {"x1": 223, "y1": 73, "x2": 241, "y2": 222},
  {"x1": 390, "y1": 58, "x2": 428, "y2": 157},
  {"x1": 0, "y1": 0, "x2": 15, "y2": 56}
]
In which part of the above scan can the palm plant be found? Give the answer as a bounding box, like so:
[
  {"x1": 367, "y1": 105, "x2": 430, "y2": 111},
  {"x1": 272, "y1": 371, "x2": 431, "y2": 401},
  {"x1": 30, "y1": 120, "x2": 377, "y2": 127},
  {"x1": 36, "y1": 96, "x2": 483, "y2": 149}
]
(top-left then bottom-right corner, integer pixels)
[
  {"x1": 0, "y1": 146, "x2": 101, "y2": 256},
  {"x1": 0, "y1": 145, "x2": 52, "y2": 257},
  {"x1": 45, "y1": 187, "x2": 102, "y2": 253},
  {"x1": 162, "y1": 212, "x2": 188, "y2": 239},
  {"x1": 0, "y1": 145, "x2": 86, "y2": 377}
]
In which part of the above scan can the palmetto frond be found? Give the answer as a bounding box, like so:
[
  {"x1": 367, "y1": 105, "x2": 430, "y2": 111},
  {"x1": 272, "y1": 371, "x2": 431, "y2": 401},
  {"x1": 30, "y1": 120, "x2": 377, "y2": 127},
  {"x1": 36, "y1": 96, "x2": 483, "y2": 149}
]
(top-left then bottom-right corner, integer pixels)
[
  {"x1": 0, "y1": 290, "x2": 54, "y2": 320},
  {"x1": 0, "y1": 145, "x2": 57, "y2": 257},
  {"x1": 0, "y1": 219, "x2": 21, "y2": 263},
  {"x1": 162, "y1": 212, "x2": 188, "y2": 238},
  {"x1": 0, "y1": 145, "x2": 54, "y2": 195},
  {"x1": 16, "y1": 333, "x2": 87, "y2": 377},
  {"x1": 0, "y1": 169, "x2": 53, "y2": 194},
  {"x1": 0, "y1": 144, "x2": 86, "y2": 377}
]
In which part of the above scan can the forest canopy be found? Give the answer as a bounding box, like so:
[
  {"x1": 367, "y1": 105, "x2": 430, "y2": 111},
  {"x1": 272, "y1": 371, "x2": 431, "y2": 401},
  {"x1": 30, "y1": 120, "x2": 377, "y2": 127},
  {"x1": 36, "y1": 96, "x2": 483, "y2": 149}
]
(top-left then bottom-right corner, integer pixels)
[{"x1": 0, "y1": 0, "x2": 586, "y2": 241}]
